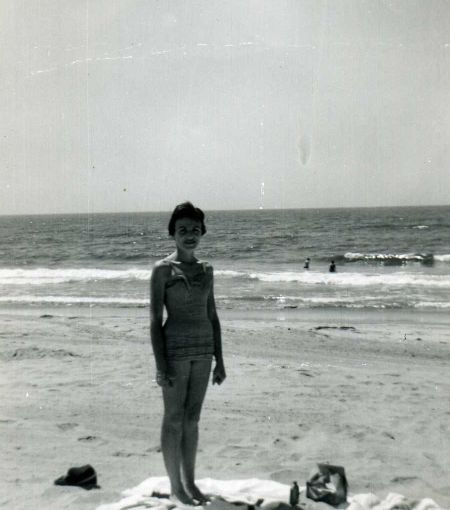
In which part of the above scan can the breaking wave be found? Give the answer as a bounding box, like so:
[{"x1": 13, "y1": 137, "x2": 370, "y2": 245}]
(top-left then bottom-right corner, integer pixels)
[
  {"x1": 0, "y1": 268, "x2": 151, "y2": 285},
  {"x1": 216, "y1": 269, "x2": 450, "y2": 288},
  {"x1": 1, "y1": 267, "x2": 450, "y2": 289},
  {"x1": 344, "y1": 252, "x2": 436, "y2": 265}
]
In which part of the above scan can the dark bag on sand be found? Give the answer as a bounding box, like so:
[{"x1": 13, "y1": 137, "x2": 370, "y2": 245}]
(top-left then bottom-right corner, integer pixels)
[{"x1": 306, "y1": 464, "x2": 348, "y2": 507}]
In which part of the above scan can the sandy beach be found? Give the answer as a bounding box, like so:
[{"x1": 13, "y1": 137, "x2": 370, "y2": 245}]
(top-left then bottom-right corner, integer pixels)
[{"x1": 1, "y1": 305, "x2": 449, "y2": 510}]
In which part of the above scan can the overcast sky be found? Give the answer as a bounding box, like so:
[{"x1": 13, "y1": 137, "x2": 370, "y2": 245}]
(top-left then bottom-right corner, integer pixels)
[{"x1": 0, "y1": 0, "x2": 449, "y2": 215}]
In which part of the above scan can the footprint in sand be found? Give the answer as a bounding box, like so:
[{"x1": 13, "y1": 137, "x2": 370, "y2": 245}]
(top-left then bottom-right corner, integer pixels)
[
  {"x1": 390, "y1": 475, "x2": 419, "y2": 483},
  {"x1": 311, "y1": 326, "x2": 358, "y2": 334},
  {"x1": 146, "y1": 445, "x2": 162, "y2": 453},
  {"x1": 11, "y1": 347, "x2": 81, "y2": 360},
  {"x1": 296, "y1": 369, "x2": 314, "y2": 377},
  {"x1": 78, "y1": 435, "x2": 101, "y2": 442},
  {"x1": 113, "y1": 451, "x2": 147, "y2": 458},
  {"x1": 217, "y1": 444, "x2": 257, "y2": 458},
  {"x1": 57, "y1": 423, "x2": 79, "y2": 431}
]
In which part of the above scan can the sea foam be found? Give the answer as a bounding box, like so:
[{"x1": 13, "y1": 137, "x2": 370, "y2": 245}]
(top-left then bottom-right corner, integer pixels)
[
  {"x1": 1, "y1": 267, "x2": 450, "y2": 289},
  {"x1": 0, "y1": 268, "x2": 151, "y2": 285},
  {"x1": 217, "y1": 270, "x2": 450, "y2": 288},
  {"x1": 0, "y1": 295, "x2": 147, "y2": 305},
  {"x1": 344, "y1": 252, "x2": 436, "y2": 263}
]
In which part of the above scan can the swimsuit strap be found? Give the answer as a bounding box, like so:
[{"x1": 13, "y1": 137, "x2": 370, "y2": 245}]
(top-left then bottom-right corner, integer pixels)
[
  {"x1": 200, "y1": 261, "x2": 211, "y2": 272},
  {"x1": 161, "y1": 260, "x2": 190, "y2": 291},
  {"x1": 162, "y1": 259, "x2": 209, "y2": 272},
  {"x1": 162, "y1": 259, "x2": 210, "y2": 292}
]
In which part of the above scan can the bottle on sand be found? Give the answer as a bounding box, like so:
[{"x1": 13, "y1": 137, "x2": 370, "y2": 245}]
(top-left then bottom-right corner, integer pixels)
[{"x1": 289, "y1": 481, "x2": 300, "y2": 506}]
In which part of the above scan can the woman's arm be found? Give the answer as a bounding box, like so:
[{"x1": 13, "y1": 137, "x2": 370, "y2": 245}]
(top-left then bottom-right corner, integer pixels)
[
  {"x1": 207, "y1": 267, "x2": 226, "y2": 384},
  {"x1": 150, "y1": 263, "x2": 169, "y2": 375}
]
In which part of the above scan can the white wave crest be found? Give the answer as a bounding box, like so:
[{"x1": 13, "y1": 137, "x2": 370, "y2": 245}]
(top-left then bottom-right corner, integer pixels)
[
  {"x1": 221, "y1": 270, "x2": 450, "y2": 288},
  {"x1": 2, "y1": 294, "x2": 448, "y2": 310},
  {"x1": 0, "y1": 295, "x2": 147, "y2": 305},
  {"x1": 215, "y1": 270, "x2": 244, "y2": 278},
  {"x1": 434, "y1": 254, "x2": 450, "y2": 262},
  {"x1": 286, "y1": 296, "x2": 450, "y2": 310},
  {"x1": 415, "y1": 301, "x2": 450, "y2": 309},
  {"x1": 2, "y1": 267, "x2": 450, "y2": 291},
  {"x1": 0, "y1": 268, "x2": 151, "y2": 285},
  {"x1": 344, "y1": 252, "x2": 429, "y2": 262}
]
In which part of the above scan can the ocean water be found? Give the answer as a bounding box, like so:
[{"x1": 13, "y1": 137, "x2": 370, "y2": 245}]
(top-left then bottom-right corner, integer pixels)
[{"x1": 0, "y1": 206, "x2": 449, "y2": 312}]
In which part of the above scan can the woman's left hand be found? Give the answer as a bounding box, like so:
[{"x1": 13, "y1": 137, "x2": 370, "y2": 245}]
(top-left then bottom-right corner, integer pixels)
[
  {"x1": 212, "y1": 362, "x2": 226, "y2": 385},
  {"x1": 156, "y1": 370, "x2": 174, "y2": 387}
]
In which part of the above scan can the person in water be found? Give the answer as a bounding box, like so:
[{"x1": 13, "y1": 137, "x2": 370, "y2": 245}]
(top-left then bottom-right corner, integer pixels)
[
  {"x1": 150, "y1": 202, "x2": 226, "y2": 505},
  {"x1": 329, "y1": 260, "x2": 336, "y2": 272},
  {"x1": 304, "y1": 257, "x2": 310, "y2": 269}
]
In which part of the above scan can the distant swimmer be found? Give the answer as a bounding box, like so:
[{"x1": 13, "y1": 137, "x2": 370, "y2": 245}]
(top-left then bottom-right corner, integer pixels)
[
  {"x1": 304, "y1": 257, "x2": 310, "y2": 269},
  {"x1": 329, "y1": 260, "x2": 336, "y2": 273}
]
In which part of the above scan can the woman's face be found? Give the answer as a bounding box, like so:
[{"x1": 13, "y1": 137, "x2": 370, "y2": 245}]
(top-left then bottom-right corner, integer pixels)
[{"x1": 173, "y1": 217, "x2": 203, "y2": 253}]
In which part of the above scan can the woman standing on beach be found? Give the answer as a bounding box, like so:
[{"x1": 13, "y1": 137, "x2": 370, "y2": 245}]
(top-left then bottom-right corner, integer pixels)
[{"x1": 150, "y1": 202, "x2": 226, "y2": 505}]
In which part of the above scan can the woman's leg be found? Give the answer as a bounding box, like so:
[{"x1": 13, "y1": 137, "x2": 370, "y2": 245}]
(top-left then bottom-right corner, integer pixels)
[
  {"x1": 180, "y1": 358, "x2": 212, "y2": 502},
  {"x1": 161, "y1": 360, "x2": 194, "y2": 504}
]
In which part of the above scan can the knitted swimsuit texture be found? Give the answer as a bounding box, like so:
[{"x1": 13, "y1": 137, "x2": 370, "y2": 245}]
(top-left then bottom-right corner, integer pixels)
[{"x1": 162, "y1": 260, "x2": 214, "y2": 361}]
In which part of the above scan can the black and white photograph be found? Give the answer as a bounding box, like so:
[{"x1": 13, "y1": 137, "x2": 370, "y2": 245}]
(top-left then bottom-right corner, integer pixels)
[{"x1": 1, "y1": 2, "x2": 449, "y2": 509}]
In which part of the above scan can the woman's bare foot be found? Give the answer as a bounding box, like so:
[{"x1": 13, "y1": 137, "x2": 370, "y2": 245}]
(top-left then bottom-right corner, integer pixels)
[
  {"x1": 185, "y1": 483, "x2": 210, "y2": 504},
  {"x1": 171, "y1": 487, "x2": 196, "y2": 506}
]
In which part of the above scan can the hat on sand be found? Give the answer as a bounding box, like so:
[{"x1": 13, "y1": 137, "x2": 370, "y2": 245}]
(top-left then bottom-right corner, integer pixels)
[{"x1": 54, "y1": 464, "x2": 100, "y2": 490}]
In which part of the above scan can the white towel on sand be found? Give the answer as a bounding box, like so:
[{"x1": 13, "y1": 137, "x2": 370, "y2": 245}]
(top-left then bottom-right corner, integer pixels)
[{"x1": 96, "y1": 477, "x2": 444, "y2": 510}]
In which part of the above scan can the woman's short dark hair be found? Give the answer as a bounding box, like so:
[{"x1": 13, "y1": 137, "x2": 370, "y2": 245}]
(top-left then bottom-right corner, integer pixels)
[{"x1": 168, "y1": 202, "x2": 207, "y2": 236}]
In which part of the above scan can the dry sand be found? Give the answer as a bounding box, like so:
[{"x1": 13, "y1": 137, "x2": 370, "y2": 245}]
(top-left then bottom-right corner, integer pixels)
[{"x1": 0, "y1": 306, "x2": 449, "y2": 510}]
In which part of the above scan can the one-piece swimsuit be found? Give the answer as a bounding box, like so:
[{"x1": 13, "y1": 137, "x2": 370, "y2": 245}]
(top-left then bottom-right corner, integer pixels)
[{"x1": 162, "y1": 259, "x2": 214, "y2": 361}]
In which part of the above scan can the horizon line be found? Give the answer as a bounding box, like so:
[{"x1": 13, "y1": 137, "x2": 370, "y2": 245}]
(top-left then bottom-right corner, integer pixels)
[{"x1": 0, "y1": 203, "x2": 449, "y2": 218}]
